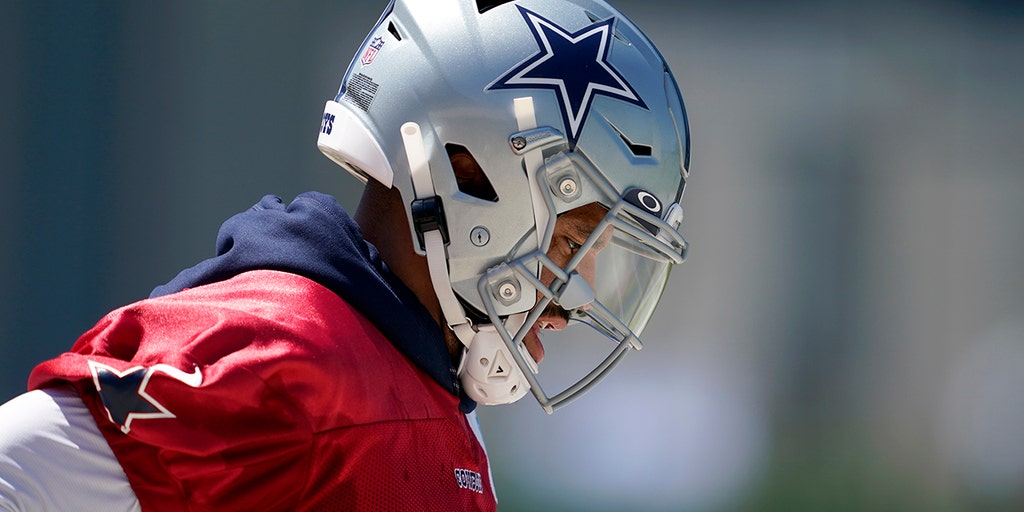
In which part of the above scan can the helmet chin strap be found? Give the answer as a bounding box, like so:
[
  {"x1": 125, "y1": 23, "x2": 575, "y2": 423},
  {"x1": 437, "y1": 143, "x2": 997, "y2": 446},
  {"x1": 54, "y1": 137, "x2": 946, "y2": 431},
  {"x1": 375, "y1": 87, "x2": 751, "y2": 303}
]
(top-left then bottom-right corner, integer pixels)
[{"x1": 399, "y1": 120, "x2": 537, "y2": 406}]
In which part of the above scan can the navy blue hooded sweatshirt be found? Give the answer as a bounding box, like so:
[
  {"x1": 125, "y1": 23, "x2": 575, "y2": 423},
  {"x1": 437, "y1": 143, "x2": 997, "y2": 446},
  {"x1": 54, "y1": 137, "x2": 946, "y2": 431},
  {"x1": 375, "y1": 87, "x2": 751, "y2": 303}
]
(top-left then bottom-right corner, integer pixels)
[{"x1": 150, "y1": 191, "x2": 474, "y2": 412}]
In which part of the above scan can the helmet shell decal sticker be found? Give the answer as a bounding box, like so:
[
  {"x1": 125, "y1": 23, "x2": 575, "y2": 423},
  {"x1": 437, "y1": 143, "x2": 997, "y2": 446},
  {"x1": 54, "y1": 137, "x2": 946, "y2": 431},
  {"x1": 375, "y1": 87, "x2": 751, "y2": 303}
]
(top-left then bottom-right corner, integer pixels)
[
  {"x1": 360, "y1": 36, "x2": 385, "y2": 66},
  {"x1": 624, "y1": 188, "x2": 664, "y2": 235},
  {"x1": 343, "y1": 73, "x2": 381, "y2": 112},
  {"x1": 487, "y1": 5, "x2": 648, "y2": 148}
]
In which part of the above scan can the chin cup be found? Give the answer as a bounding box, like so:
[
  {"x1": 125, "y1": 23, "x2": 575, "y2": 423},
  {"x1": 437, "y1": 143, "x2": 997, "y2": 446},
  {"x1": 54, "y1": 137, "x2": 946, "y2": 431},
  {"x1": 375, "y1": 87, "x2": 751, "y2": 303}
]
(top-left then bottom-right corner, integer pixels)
[{"x1": 458, "y1": 324, "x2": 535, "y2": 405}]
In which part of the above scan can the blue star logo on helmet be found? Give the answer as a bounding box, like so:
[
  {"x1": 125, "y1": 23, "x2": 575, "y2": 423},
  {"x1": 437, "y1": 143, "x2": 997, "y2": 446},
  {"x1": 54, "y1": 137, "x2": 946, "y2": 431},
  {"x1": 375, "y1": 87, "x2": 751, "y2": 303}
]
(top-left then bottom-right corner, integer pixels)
[{"x1": 487, "y1": 6, "x2": 648, "y2": 148}]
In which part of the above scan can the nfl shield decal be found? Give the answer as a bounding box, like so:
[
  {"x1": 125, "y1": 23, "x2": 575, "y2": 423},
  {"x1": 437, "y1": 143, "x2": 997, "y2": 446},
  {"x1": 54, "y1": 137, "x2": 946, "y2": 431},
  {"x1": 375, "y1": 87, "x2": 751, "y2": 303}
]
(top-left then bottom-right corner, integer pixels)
[{"x1": 361, "y1": 36, "x2": 385, "y2": 66}]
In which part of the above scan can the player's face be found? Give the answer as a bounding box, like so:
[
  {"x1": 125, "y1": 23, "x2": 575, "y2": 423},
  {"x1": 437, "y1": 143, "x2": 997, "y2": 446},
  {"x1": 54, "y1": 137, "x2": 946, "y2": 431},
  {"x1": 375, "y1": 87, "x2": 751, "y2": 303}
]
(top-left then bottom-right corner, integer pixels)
[
  {"x1": 522, "y1": 202, "x2": 611, "y2": 363},
  {"x1": 449, "y1": 151, "x2": 610, "y2": 365}
]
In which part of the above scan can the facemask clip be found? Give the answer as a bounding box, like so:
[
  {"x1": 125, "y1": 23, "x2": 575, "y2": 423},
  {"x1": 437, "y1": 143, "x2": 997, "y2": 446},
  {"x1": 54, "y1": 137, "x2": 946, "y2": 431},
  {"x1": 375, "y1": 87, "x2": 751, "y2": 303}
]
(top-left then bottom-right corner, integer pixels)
[{"x1": 556, "y1": 272, "x2": 595, "y2": 311}]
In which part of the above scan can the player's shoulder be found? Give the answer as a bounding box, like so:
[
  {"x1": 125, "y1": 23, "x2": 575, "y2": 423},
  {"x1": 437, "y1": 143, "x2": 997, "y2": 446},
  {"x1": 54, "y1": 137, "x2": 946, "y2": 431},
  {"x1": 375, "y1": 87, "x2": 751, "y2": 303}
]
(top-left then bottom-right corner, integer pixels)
[
  {"x1": 136, "y1": 270, "x2": 365, "y2": 340},
  {"x1": 139, "y1": 269, "x2": 382, "y2": 365},
  {"x1": 152, "y1": 270, "x2": 449, "y2": 421},
  {"x1": 156, "y1": 269, "x2": 341, "y2": 312}
]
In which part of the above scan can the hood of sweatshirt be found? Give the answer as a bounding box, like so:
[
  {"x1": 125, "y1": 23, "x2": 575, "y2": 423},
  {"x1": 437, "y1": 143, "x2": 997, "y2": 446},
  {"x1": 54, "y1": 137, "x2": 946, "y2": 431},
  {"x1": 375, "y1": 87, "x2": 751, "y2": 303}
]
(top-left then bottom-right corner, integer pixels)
[{"x1": 150, "y1": 191, "x2": 475, "y2": 412}]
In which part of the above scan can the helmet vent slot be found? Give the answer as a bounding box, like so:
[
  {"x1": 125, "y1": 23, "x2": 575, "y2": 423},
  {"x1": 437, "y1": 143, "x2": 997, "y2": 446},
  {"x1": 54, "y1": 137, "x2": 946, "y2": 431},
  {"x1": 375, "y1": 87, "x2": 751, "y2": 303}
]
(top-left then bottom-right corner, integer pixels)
[
  {"x1": 477, "y1": 0, "x2": 515, "y2": 14},
  {"x1": 388, "y1": 21, "x2": 403, "y2": 41},
  {"x1": 446, "y1": 144, "x2": 499, "y2": 202},
  {"x1": 611, "y1": 125, "x2": 653, "y2": 157},
  {"x1": 584, "y1": 11, "x2": 629, "y2": 44}
]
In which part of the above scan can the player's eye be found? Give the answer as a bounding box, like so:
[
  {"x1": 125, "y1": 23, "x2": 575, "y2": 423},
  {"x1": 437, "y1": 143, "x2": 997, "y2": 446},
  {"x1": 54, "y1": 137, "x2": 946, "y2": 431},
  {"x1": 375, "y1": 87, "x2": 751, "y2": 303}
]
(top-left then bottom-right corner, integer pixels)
[{"x1": 566, "y1": 238, "x2": 583, "y2": 254}]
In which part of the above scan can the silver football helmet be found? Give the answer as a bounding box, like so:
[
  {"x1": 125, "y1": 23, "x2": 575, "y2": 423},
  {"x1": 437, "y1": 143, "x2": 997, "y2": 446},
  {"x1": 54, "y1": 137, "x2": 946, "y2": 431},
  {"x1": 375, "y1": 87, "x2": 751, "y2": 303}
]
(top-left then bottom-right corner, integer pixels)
[{"x1": 318, "y1": 0, "x2": 689, "y2": 413}]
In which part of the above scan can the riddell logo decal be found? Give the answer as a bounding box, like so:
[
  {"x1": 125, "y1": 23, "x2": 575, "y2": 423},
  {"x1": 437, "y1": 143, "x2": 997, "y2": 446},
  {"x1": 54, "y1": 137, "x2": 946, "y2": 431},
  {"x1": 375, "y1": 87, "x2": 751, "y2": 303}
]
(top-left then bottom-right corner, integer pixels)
[
  {"x1": 454, "y1": 468, "x2": 483, "y2": 494},
  {"x1": 361, "y1": 36, "x2": 385, "y2": 66}
]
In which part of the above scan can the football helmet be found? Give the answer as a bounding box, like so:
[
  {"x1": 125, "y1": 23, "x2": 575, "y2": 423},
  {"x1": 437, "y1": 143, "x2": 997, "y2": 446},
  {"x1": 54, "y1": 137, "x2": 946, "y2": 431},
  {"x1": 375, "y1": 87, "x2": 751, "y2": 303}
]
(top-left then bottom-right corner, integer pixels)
[{"x1": 318, "y1": 0, "x2": 689, "y2": 413}]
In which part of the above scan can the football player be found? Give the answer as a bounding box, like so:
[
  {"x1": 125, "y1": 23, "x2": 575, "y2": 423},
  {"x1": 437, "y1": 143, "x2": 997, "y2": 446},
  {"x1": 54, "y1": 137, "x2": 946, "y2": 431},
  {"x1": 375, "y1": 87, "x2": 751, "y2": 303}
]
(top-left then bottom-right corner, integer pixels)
[{"x1": 0, "y1": 0, "x2": 690, "y2": 509}]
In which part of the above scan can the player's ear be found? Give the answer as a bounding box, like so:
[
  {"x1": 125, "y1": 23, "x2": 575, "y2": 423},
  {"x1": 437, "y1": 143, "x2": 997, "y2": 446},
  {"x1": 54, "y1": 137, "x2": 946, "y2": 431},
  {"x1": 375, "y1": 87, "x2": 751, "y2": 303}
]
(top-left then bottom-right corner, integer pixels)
[{"x1": 447, "y1": 144, "x2": 497, "y2": 202}]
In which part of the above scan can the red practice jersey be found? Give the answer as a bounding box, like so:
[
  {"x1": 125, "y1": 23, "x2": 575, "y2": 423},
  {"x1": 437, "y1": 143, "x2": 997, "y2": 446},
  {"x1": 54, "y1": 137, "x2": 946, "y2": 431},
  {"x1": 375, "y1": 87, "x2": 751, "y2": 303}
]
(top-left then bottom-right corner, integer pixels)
[{"x1": 29, "y1": 270, "x2": 497, "y2": 511}]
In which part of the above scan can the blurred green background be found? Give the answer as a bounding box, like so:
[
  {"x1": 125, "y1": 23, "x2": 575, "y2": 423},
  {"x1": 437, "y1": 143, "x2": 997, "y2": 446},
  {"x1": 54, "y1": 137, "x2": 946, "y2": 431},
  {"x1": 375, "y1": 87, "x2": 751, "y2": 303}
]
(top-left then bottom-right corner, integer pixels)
[{"x1": 2, "y1": 1, "x2": 1022, "y2": 510}]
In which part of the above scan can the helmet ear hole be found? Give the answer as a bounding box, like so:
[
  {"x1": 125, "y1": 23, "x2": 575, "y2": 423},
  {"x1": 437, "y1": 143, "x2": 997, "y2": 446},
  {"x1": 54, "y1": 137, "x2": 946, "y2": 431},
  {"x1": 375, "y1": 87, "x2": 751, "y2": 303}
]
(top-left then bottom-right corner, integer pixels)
[{"x1": 446, "y1": 144, "x2": 499, "y2": 202}]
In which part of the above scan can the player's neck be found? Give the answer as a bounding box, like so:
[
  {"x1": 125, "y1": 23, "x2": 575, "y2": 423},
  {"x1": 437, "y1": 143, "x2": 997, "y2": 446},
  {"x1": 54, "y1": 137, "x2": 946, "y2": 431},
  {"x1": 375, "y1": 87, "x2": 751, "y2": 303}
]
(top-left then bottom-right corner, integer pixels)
[{"x1": 354, "y1": 182, "x2": 462, "y2": 358}]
